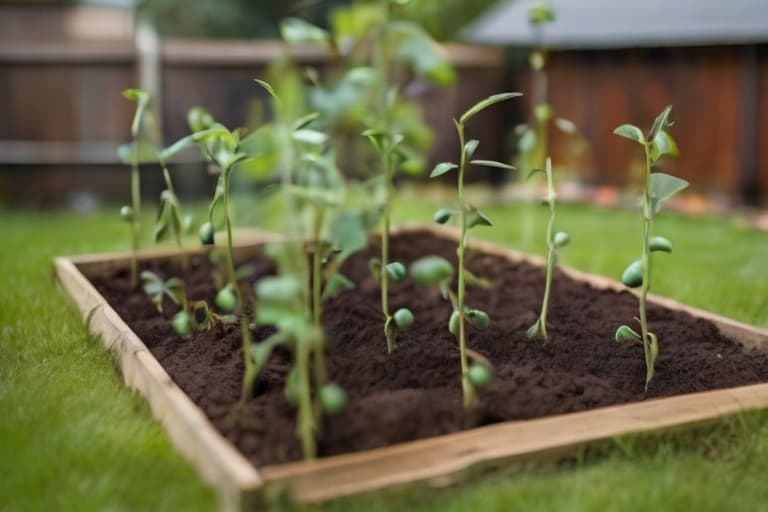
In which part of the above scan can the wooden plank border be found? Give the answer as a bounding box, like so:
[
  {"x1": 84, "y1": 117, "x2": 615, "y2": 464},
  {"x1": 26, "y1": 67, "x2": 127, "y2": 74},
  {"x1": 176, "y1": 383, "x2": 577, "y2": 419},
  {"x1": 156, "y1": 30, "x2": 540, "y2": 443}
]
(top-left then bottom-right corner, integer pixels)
[{"x1": 54, "y1": 225, "x2": 768, "y2": 509}]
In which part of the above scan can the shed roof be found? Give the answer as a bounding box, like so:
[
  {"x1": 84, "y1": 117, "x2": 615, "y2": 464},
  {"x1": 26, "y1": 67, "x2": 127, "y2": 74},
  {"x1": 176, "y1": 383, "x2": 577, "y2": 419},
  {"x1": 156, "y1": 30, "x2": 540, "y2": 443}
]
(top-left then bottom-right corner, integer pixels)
[{"x1": 462, "y1": 0, "x2": 768, "y2": 49}]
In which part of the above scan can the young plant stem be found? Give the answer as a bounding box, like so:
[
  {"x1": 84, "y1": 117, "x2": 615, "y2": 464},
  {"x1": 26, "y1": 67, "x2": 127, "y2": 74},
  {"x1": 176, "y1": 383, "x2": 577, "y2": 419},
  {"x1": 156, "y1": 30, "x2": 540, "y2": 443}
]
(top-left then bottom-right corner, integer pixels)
[
  {"x1": 380, "y1": 150, "x2": 394, "y2": 352},
  {"x1": 222, "y1": 168, "x2": 239, "y2": 304},
  {"x1": 161, "y1": 167, "x2": 189, "y2": 272},
  {"x1": 239, "y1": 320, "x2": 255, "y2": 410},
  {"x1": 455, "y1": 121, "x2": 475, "y2": 408},
  {"x1": 130, "y1": 144, "x2": 141, "y2": 288},
  {"x1": 375, "y1": 0, "x2": 396, "y2": 353},
  {"x1": 297, "y1": 333, "x2": 317, "y2": 459},
  {"x1": 311, "y1": 206, "x2": 327, "y2": 388},
  {"x1": 537, "y1": 168, "x2": 557, "y2": 341},
  {"x1": 639, "y1": 143, "x2": 654, "y2": 388}
]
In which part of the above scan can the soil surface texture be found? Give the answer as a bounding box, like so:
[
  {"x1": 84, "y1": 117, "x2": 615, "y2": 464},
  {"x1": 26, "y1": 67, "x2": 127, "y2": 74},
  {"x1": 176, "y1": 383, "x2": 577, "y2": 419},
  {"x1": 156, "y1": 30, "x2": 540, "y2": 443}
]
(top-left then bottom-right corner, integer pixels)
[{"x1": 90, "y1": 230, "x2": 768, "y2": 467}]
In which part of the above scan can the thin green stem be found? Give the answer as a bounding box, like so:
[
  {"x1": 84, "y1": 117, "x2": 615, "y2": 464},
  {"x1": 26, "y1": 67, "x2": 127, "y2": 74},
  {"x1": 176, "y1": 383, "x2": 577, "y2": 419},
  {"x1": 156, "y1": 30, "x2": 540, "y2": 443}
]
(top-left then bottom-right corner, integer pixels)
[
  {"x1": 239, "y1": 320, "x2": 255, "y2": 410},
  {"x1": 640, "y1": 143, "x2": 653, "y2": 389},
  {"x1": 162, "y1": 167, "x2": 189, "y2": 272},
  {"x1": 456, "y1": 121, "x2": 474, "y2": 408},
  {"x1": 222, "y1": 168, "x2": 239, "y2": 305},
  {"x1": 130, "y1": 145, "x2": 141, "y2": 288},
  {"x1": 311, "y1": 206, "x2": 327, "y2": 389},
  {"x1": 539, "y1": 173, "x2": 556, "y2": 341},
  {"x1": 297, "y1": 334, "x2": 317, "y2": 460},
  {"x1": 381, "y1": 149, "x2": 394, "y2": 353}
]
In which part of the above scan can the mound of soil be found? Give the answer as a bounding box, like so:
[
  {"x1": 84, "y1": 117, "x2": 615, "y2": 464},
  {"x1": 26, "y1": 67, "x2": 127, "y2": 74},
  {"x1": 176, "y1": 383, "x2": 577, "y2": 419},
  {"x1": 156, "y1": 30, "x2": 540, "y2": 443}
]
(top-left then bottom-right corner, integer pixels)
[{"x1": 90, "y1": 230, "x2": 768, "y2": 467}]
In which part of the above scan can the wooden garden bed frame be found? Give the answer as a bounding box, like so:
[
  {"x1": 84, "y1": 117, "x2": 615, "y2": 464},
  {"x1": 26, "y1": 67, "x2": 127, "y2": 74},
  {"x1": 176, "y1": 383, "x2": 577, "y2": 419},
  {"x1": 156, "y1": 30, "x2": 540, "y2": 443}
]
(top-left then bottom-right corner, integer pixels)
[{"x1": 54, "y1": 225, "x2": 768, "y2": 511}]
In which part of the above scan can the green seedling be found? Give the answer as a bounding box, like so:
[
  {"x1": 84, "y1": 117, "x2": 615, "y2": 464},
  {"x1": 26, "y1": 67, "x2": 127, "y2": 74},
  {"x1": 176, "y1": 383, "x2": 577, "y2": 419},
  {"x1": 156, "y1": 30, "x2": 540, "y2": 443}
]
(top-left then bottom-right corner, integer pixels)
[
  {"x1": 141, "y1": 271, "x2": 234, "y2": 338},
  {"x1": 120, "y1": 88, "x2": 151, "y2": 288},
  {"x1": 526, "y1": 157, "x2": 570, "y2": 341},
  {"x1": 153, "y1": 167, "x2": 194, "y2": 271},
  {"x1": 613, "y1": 105, "x2": 688, "y2": 390},
  {"x1": 427, "y1": 92, "x2": 520, "y2": 407}
]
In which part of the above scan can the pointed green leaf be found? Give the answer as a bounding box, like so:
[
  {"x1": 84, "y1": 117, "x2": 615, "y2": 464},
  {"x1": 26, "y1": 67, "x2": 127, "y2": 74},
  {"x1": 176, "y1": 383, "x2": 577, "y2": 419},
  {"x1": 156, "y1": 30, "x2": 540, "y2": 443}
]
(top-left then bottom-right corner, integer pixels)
[
  {"x1": 613, "y1": 124, "x2": 645, "y2": 144},
  {"x1": 470, "y1": 160, "x2": 516, "y2": 171},
  {"x1": 650, "y1": 172, "x2": 689, "y2": 214},
  {"x1": 429, "y1": 162, "x2": 458, "y2": 178},
  {"x1": 122, "y1": 88, "x2": 150, "y2": 138},
  {"x1": 459, "y1": 92, "x2": 522, "y2": 124},
  {"x1": 254, "y1": 79, "x2": 279, "y2": 103},
  {"x1": 433, "y1": 208, "x2": 453, "y2": 224},
  {"x1": 467, "y1": 206, "x2": 493, "y2": 228},
  {"x1": 464, "y1": 139, "x2": 480, "y2": 160},
  {"x1": 648, "y1": 105, "x2": 673, "y2": 141},
  {"x1": 322, "y1": 273, "x2": 355, "y2": 300},
  {"x1": 293, "y1": 112, "x2": 320, "y2": 131}
]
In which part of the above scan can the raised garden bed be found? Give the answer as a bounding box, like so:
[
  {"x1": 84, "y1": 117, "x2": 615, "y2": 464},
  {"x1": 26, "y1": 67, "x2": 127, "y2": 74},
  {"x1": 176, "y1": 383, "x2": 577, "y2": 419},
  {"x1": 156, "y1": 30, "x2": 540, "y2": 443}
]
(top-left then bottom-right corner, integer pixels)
[{"x1": 55, "y1": 225, "x2": 768, "y2": 511}]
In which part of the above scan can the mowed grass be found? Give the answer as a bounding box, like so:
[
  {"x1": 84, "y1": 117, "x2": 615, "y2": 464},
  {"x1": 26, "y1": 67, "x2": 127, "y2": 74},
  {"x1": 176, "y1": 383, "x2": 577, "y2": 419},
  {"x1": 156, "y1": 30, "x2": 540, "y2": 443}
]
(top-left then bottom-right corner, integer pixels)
[{"x1": 0, "y1": 188, "x2": 766, "y2": 511}]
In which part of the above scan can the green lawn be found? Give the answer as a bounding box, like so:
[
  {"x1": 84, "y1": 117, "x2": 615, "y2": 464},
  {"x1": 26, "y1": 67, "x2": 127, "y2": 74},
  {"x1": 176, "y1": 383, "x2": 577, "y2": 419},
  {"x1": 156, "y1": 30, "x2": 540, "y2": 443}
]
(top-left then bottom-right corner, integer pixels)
[{"x1": 1, "y1": 188, "x2": 767, "y2": 511}]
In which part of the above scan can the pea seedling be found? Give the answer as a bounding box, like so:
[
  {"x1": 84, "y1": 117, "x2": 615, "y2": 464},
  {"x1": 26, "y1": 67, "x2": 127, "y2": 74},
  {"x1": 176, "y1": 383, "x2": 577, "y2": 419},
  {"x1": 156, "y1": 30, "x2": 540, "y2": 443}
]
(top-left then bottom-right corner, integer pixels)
[
  {"x1": 141, "y1": 270, "x2": 235, "y2": 338},
  {"x1": 120, "y1": 88, "x2": 151, "y2": 287},
  {"x1": 427, "y1": 92, "x2": 521, "y2": 407},
  {"x1": 526, "y1": 157, "x2": 570, "y2": 341},
  {"x1": 613, "y1": 105, "x2": 688, "y2": 389}
]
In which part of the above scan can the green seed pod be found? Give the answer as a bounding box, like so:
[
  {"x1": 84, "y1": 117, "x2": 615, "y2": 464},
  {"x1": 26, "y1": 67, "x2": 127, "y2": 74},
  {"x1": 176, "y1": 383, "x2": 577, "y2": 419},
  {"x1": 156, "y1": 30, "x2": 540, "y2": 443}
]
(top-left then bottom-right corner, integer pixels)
[
  {"x1": 215, "y1": 286, "x2": 237, "y2": 312},
  {"x1": 410, "y1": 256, "x2": 454, "y2": 287},
  {"x1": 649, "y1": 236, "x2": 672, "y2": 253},
  {"x1": 199, "y1": 221, "x2": 215, "y2": 245},
  {"x1": 615, "y1": 324, "x2": 640, "y2": 343},
  {"x1": 449, "y1": 310, "x2": 460, "y2": 337},
  {"x1": 172, "y1": 311, "x2": 192, "y2": 337},
  {"x1": 553, "y1": 231, "x2": 570, "y2": 248},
  {"x1": 466, "y1": 309, "x2": 491, "y2": 329},
  {"x1": 621, "y1": 260, "x2": 643, "y2": 288},
  {"x1": 467, "y1": 364, "x2": 493, "y2": 389},
  {"x1": 433, "y1": 208, "x2": 453, "y2": 224},
  {"x1": 393, "y1": 308, "x2": 414, "y2": 329},
  {"x1": 319, "y1": 383, "x2": 347, "y2": 415},
  {"x1": 385, "y1": 262, "x2": 407, "y2": 281},
  {"x1": 120, "y1": 205, "x2": 134, "y2": 222}
]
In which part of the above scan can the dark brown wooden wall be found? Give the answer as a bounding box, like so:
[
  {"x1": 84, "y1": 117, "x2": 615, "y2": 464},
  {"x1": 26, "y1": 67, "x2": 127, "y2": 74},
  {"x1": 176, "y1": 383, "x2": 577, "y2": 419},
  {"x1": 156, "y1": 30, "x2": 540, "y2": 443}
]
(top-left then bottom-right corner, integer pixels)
[{"x1": 542, "y1": 45, "x2": 767, "y2": 204}]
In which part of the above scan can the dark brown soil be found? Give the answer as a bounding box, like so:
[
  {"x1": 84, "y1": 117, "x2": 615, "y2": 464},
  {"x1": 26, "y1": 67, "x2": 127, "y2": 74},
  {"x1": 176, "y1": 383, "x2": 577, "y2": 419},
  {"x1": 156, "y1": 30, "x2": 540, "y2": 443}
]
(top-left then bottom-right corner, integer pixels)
[{"x1": 89, "y1": 230, "x2": 768, "y2": 468}]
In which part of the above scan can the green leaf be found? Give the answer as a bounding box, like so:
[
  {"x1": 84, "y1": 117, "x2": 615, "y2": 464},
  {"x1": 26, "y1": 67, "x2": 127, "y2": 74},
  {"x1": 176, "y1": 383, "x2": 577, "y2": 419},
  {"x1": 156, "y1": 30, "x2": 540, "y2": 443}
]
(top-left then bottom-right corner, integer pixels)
[
  {"x1": 621, "y1": 260, "x2": 644, "y2": 288},
  {"x1": 187, "y1": 106, "x2": 215, "y2": 132},
  {"x1": 555, "y1": 117, "x2": 577, "y2": 134},
  {"x1": 649, "y1": 236, "x2": 672, "y2": 253},
  {"x1": 527, "y1": 168, "x2": 546, "y2": 180},
  {"x1": 613, "y1": 124, "x2": 645, "y2": 144},
  {"x1": 518, "y1": 128, "x2": 536, "y2": 153},
  {"x1": 459, "y1": 92, "x2": 522, "y2": 125},
  {"x1": 410, "y1": 256, "x2": 454, "y2": 287},
  {"x1": 650, "y1": 172, "x2": 689, "y2": 215},
  {"x1": 322, "y1": 273, "x2": 355, "y2": 300},
  {"x1": 385, "y1": 262, "x2": 407, "y2": 281},
  {"x1": 280, "y1": 17, "x2": 330, "y2": 45},
  {"x1": 293, "y1": 112, "x2": 320, "y2": 131},
  {"x1": 649, "y1": 129, "x2": 679, "y2": 163},
  {"x1": 429, "y1": 162, "x2": 458, "y2": 178},
  {"x1": 615, "y1": 325, "x2": 641, "y2": 343},
  {"x1": 292, "y1": 129, "x2": 328, "y2": 147},
  {"x1": 254, "y1": 79, "x2": 279, "y2": 103},
  {"x1": 467, "y1": 207, "x2": 493, "y2": 228},
  {"x1": 433, "y1": 208, "x2": 453, "y2": 224},
  {"x1": 464, "y1": 139, "x2": 480, "y2": 160},
  {"x1": 466, "y1": 309, "x2": 490, "y2": 329},
  {"x1": 329, "y1": 212, "x2": 367, "y2": 259},
  {"x1": 553, "y1": 231, "x2": 570, "y2": 248},
  {"x1": 648, "y1": 105, "x2": 673, "y2": 142},
  {"x1": 470, "y1": 160, "x2": 516, "y2": 171},
  {"x1": 393, "y1": 308, "x2": 414, "y2": 329}
]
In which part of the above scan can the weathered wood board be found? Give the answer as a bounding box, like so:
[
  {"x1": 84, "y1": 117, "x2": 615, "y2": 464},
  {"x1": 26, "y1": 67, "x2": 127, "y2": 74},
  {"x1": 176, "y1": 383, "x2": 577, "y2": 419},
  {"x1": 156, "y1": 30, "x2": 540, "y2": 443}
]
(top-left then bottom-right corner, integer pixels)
[{"x1": 54, "y1": 226, "x2": 768, "y2": 510}]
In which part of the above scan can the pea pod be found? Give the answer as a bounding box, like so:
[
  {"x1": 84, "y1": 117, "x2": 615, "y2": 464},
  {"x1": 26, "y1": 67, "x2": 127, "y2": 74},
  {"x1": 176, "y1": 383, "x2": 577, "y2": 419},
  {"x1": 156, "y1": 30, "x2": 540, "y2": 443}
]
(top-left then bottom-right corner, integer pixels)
[
  {"x1": 393, "y1": 308, "x2": 414, "y2": 329},
  {"x1": 385, "y1": 262, "x2": 407, "y2": 281},
  {"x1": 215, "y1": 285, "x2": 237, "y2": 312},
  {"x1": 433, "y1": 208, "x2": 453, "y2": 224},
  {"x1": 466, "y1": 309, "x2": 491, "y2": 329},
  {"x1": 649, "y1": 236, "x2": 672, "y2": 253},
  {"x1": 467, "y1": 364, "x2": 492, "y2": 389},
  {"x1": 410, "y1": 256, "x2": 454, "y2": 287},
  {"x1": 172, "y1": 310, "x2": 192, "y2": 337},
  {"x1": 319, "y1": 383, "x2": 347, "y2": 415}
]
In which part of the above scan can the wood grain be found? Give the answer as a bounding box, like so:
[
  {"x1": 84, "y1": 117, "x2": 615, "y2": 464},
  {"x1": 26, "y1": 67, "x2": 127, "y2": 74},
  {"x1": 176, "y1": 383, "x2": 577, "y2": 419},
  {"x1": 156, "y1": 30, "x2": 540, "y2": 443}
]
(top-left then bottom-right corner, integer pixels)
[{"x1": 55, "y1": 226, "x2": 768, "y2": 508}]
